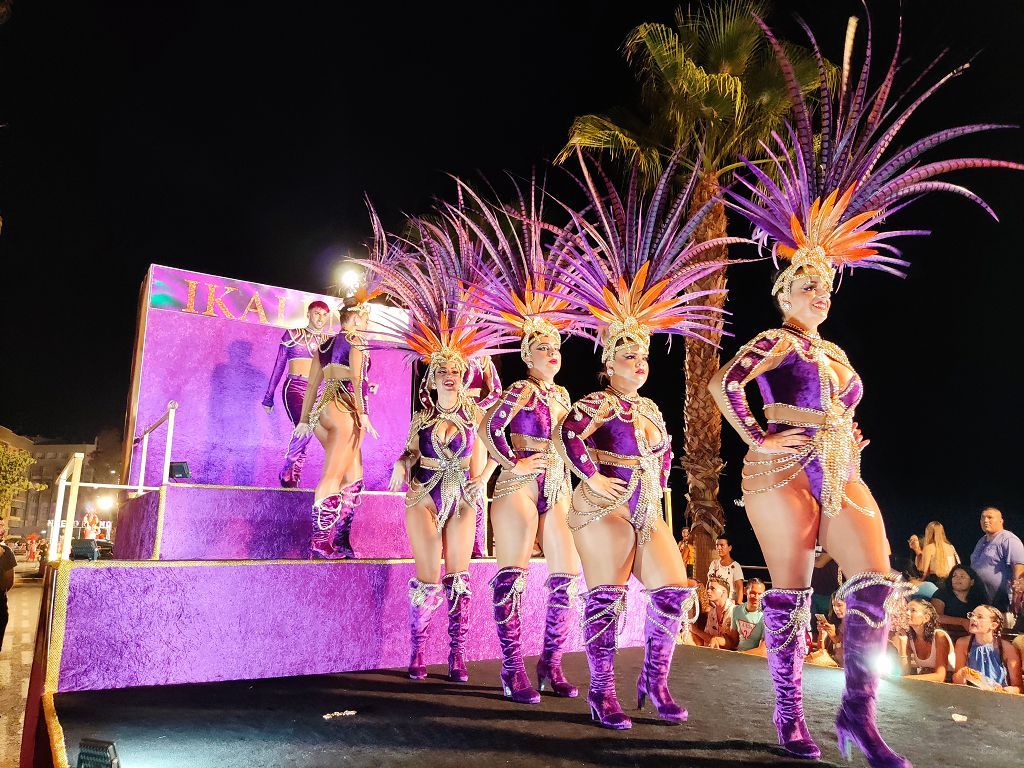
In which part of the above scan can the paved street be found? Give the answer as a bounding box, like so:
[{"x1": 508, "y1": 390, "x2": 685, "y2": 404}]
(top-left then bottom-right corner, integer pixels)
[{"x1": 1, "y1": 561, "x2": 43, "y2": 768}]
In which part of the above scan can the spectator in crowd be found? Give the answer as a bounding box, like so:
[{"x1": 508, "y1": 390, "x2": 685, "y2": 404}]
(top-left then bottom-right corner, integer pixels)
[
  {"x1": 893, "y1": 599, "x2": 953, "y2": 683},
  {"x1": 902, "y1": 564, "x2": 938, "y2": 601},
  {"x1": 677, "y1": 527, "x2": 695, "y2": 580},
  {"x1": 1, "y1": 521, "x2": 17, "y2": 651},
  {"x1": 909, "y1": 521, "x2": 960, "y2": 586},
  {"x1": 732, "y1": 578, "x2": 766, "y2": 653},
  {"x1": 707, "y1": 536, "x2": 744, "y2": 604},
  {"x1": 810, "y1": 549, "x2": 841, "y2": 619},
  {"x1": 951, "y1": 605, "x2": 1022, "y2": 694},
  {"x1": 812, "y1": 595, "x2": 846, "y2": 667},
  {"x1": 931, "y1": 564, "x2": 985, "y2": 635},
  {"x1": 692, "y1": 577, "x2": 736, "y2": 649},
  {"x1": 969, "y1": 507, "x2": 1024, "y2": 611}
]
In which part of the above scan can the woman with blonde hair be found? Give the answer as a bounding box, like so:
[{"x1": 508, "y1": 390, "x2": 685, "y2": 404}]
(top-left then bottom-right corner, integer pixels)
[{"x1": 909, "y1": 522, "x2": 959, "y2": 584}]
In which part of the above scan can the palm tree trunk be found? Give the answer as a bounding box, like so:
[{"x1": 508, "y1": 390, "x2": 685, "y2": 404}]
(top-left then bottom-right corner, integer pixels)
[{"x1": 682, "y1": 173, "x2": 728, "y2": 585}]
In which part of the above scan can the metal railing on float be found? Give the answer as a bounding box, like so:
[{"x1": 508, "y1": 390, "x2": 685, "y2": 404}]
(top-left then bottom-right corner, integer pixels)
[{"x1": 45, "y1": 400, "x2": 178, "y2": 563}]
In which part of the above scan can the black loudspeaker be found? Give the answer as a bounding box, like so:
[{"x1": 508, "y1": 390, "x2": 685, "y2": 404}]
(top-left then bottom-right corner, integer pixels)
[
  {"x1": 77, "y1": 738, "x2": 120, "y2": 768},
  {"x1": 168, "y1": 461, "x2": 191, "y2": 479}
]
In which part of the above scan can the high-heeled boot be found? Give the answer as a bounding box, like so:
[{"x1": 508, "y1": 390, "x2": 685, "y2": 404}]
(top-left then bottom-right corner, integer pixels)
[
  {"x1": 331, "y1": 479, "x2": 363, "y2": 559},
  {"x1": 308, "y1": 493, "x2": 343, "y2": 559},
  {"x1": 491, "y1": 567, "x2": 542, "y2": 703},
  {"x1": 583, "y1": 585, "x2": 631, "y2": 730},
  {"x1": 536, "y1": 573, "x2": 579, "y2": 698},
  {"x1": 834, "y1": 572, "x2": 912, "y2": 768},
  {"x1": 408, "y1": 578, "x2": 444, "y2": 679},
  {"x1": 762, "y1": 588, "x2": 821, "y2": 760},
  {"x1": 471, "y1": 498, "x2": 487, "y2": 558},
  {"x1": 443, "y1": 571, "x2": 472, "y2": 682},
  {"x1": 636, "y1": 586, "x2": 695, "y2": 723}
]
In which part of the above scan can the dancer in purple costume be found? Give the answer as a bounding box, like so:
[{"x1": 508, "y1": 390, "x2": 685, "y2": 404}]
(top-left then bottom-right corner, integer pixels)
[
  {"x1": 715, "y1": 12, "x2": 1022, "y2": 766},
  {"x1": 293, "y1": 203, "x2": 396, "y2": 560},
  {"x1": 451, "y1": 177, "x2": 582, "y2": 704},
  {"x1": 365, "y1": 215, "x2": 512, "y2": 685},
  {"x1": 551, "y1": 151, "x2": 746, "y2": 730},
  {"x1": 262, "y1": 300, "x2": 331, "y2": 487}
]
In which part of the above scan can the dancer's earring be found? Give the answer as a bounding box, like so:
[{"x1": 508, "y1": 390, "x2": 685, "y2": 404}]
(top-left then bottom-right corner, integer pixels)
[{"x1": 781, "y1": 300, "x2": 792, "y2": 310}]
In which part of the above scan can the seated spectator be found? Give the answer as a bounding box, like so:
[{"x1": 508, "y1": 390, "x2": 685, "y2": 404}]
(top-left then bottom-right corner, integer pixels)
[
  {"x1": 732, "y1": 578, "x2": 766, "y2": 654},
  {"x1": 691, "y1": 577, "x2": 736, "y2": 649},
  {"x1": 903, "y1": 564, "x2": 939, "y2": 601},
  {"x1": 707, "y1": 536, "x2": 744, "y2": 603},
  {"x1": 909, "y1": 521, "x2": 960, "y2": 586},
  {"x1": 677, "y1": 527, "x2": 695, "y2": 580},
  {"x1": 951, "y1": 605, "x2": 1022, "y2": 694},
  {"x1": 810, "y1": 549, "x2": 840, "y2": 619},
  {"x1": 931, "y1": 564, "x2": 985, "y2": 635},
  {"x1": 893, "y1": 599, "x2": 953, "y2": 682},
  {"x1": 810, "y1": 595, "x2": 846, "y2": 667}
]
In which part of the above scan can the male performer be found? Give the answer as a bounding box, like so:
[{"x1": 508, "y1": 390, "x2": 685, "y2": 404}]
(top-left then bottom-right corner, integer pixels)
[{"x1": 263, "y1": 300, "x2": 331, "y2": 487}]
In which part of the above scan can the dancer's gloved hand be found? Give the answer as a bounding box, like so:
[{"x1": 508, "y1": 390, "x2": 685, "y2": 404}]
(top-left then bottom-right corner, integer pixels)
[
  {"x1": 758, "y1": 427, "x2": 810, "y2": 454},
  {"x1": 388, "y1": 463, "x2": 408, "y2": 492},
  {"x1": 584, "y1": 473, "x2": 628, "y2": 501},
  {"x1": 465, "y1": 475, "x2": 487, "y2": 501},
  {"x1": 293, "y1": 423, "x2": 313, "y2": 439},
  {"x1": 511, "y1": 454, "x2": 546, "y2": 476},
  {"x1": 853, "y1": 420, "x2": 869, "y2": 450},
  {"x1": 264, "y1": 405, "x2": 273, "y2": 414},
  {"x1": 362, "y1": 415, "x2": 380, "y2": 440}
]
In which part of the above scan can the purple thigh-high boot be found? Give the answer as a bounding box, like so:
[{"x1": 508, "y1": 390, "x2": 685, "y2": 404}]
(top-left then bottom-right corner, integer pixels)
[
  {"x1": 835, "y1": 572, "x2": 912, "y2": 768},
  {"x1": 584, "y1": 585, "x2": 631, "y2": 730},
  {"x1": 408, "y1": 579, "x2": 444, "y2": 679},
  {"x1": 309, "y1": 493, "x2": 343, "y2": 559},
  {"x1": 443, "y1": 571, "x2": 472, "y2": 683},
  {"x1": 637, "y1": 586, "x2": 696, "y2": 724},
  {"x1": 491, "y1": 566, "x2": 542, "y2": 704},
  {"x1": 536, "y1": 573, "x2": 580, "y2": 698},
  {"x1": 761, "y1": 588, "x2": 821, "y2": 760},
  {"x1": 471, "y1": 498, "x2": 487, "y2": 558},
  {"x1": 331, "y1": 479, "x2": 362, "y2": 559}
]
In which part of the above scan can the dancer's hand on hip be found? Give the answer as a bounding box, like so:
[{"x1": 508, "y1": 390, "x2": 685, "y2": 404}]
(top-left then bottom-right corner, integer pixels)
[
  {"x1": 511, "y1": 454, "x2": 546, "y2": 476},
  {"x1": 584, "y1": 473, "x2": 627, "y2": 501},
  {"x1": 465, "y1": 475, "x2": 487, "y2": 501},
  {"x1": 853, "y1": 420, "x2": 870, "y2": 450},
  {"x1": 758, "y1": 428, "x2": 810, "y2": 454}
]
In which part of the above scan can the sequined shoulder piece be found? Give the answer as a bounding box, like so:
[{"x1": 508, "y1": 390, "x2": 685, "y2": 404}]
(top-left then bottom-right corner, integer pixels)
[
  {"x1": 819, "y1": 339, "x2": 851, "y2": 368},
  {"x1": 554, "y1": 385, "x2": 572, "y2": 410},
  {"x1": 572, "y1": 390, "x2": 616, "y2": 420}
]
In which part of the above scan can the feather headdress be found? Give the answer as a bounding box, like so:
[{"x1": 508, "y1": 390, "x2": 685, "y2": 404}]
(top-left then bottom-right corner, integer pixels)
[
  {"x1": 549, "y1": 149, "x2": 750, "y2": 363},
  {"x1": 728, "y1": 12, "x2": 1023, "y2": 297},
  {"x1": 446, "y1": 173, "x2": 578, "y2": 363}
]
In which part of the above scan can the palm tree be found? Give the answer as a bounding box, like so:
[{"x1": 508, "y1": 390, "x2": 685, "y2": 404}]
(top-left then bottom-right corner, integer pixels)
[{"x1": 557, "y1": 1, "x2": 824, "y2": 578}]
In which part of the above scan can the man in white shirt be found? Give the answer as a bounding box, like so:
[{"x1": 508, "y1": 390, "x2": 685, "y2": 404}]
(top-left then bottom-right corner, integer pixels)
[
  {"x1": 708, "y1": 536, "x2": 744, "y2": 603},
  {"x1": 692, "y1": 577, "x2": 736, "y2": 649}
]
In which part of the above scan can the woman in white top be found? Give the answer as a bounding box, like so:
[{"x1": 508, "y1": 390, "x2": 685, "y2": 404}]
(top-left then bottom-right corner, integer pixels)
[
  {"x1": 893, "y1": 599, "x2": 953, "y2": 683},
  {"x1": 909, "y1": 521, "x2": 959, "y2": 584}
]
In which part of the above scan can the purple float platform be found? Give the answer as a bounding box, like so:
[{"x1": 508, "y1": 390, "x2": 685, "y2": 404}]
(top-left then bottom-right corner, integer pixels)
[
  {"x1": 47, "y1": 559, "x2": 648, "y2": 693},
  {"x1": 113, "y1": 483, "x2": 411, "y2": 560}
]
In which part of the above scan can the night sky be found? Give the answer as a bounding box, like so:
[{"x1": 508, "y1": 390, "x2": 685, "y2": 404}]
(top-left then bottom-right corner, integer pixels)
[{"x1": 1, "y1": 1, "x2": 1022, "y2": 563}]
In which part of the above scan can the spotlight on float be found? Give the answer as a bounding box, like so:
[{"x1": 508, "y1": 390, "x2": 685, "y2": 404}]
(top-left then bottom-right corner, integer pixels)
[
  {"x1": 77, "y1": 738, "x2": 120, "y2": 767},
  {"x1": 96, "y1": 496, "x2": 116, "y2": 512},
  {"x1": 872, "y1": 651, "x2": 894, "y2": 677},
  {"x1": 337, "y1": 263, "x2": 362, "y2": 293},
  {"x1": 169, "y1": 461, "x2": 191, "y2": 480}
]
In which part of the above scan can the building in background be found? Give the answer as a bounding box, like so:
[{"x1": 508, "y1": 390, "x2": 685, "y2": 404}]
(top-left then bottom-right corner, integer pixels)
[{"x1": 0, "y1": 425, "x2": 36, "y2": 531}]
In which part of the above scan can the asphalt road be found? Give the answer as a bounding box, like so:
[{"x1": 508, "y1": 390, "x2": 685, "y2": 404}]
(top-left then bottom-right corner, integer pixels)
[{"x1": 1, "y1": 561, "x2": 43, "y2": 768}]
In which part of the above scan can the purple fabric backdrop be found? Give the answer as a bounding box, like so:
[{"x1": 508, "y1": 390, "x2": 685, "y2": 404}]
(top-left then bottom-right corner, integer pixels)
[
  {"x1": 113, "y1": 485, "x2": 411, "y2": 560},
  {"x1": 128, "y1": 265, "x2": 412, "y2": 491},
  {"x1": 56, "y1": 560, "x2": 649, "y2": 692}
]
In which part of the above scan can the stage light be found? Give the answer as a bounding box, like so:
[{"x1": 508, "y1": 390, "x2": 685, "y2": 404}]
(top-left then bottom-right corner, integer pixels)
[
  {"x1": 169, "y1": 461, "x2": 191, "y2": 479},
  {"x1": 76, "y1": 737, "x2": 120, "y2": 767},
  {"x1": 96, "y1": 496, "x2": 115, "y2": 512},
  {"x1": 872, "y1": 651, "x2": 894, "y2": 677},
  {"x1": 338, "y1": 264, "x2": 362, "y2": 292}
]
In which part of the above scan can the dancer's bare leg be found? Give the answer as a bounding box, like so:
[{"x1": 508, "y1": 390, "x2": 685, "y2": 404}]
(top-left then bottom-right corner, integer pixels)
[
  {"x1": 537, "y1": 495, "x2": 580, "y2": 576},
  {"x1": 406, "y1": 501, "x2": 443, "y2": 583},
  {"x1": 632, "y1": 516, "x2": 687, "y2": 589},
  {"x1": 744, "y1": 468, "x2": 819, "y2": 588},
  {"x1": 313, "y1": 405, "x2": 359, "y2": 503},
  {"x1": 819, "y1": 482, "x2": 890, "y2": 576},
  {"x1": 572, "y1": 510, "x2": 635, "y2": 586},
  {"x1": 442, "y1": 503, "x2": 476, "y2": 574},
  {"x1": 492, "y1": 488, "x2": 539, "y2": 570}
]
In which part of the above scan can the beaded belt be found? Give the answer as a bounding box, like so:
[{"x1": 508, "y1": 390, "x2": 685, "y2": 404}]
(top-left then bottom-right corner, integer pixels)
[
  {"x1": 570, "y1": 449, "x2": 664, "y2": 544},
  {"x1": 408, "y1": 455, "x2": 473, "y2": 533},
  {"x1": 308, "y1": 378, "x2": 357, "y2": 431},
  {"x1": 493, "y1": 441, "x2": 569, "y2": 510}
]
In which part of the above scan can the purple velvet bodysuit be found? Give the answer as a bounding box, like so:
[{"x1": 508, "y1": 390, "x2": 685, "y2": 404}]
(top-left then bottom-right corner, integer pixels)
[
  {"x1": 309, "y1": 332, "x2": 371, "y2": 429},
  {"x1": 405, "y1": 403, "x2": 480, "y2": 531},
  {"x1": 263, "y1": 328, "x2": 327, "y2": 484},
  {"x1": 558, "y1": 390, "x2": 673, "y2": 544},
  {"x1": 463, "y1": 356, "x2": 503, "y2": 410},
  {"x1": 720, "y1": 326, "x2": 867, "y2": 518},
  {"x1": 484, "y1": 379, "x2": 572, "y2": 514}
]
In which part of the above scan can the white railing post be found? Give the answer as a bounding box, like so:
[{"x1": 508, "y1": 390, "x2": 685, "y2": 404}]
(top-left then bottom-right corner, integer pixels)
[
  {"x1": 60, "y1": 453, "x2": 85, "y2": 561},
  {"x1": 137, "y1": 433, "x2": 150, "y2": 495},
  {"x1": 161, "y1": 400, "x2": 179, "y2": 485},
  {"x1": 47, "y1": 468, "x2": 69, "y2": 562}
]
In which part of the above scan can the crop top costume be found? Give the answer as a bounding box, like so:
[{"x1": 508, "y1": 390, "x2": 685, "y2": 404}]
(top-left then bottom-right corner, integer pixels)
[
  {"x1": 463, "y1": 356, "x2": 502, "y2": 410},
  {"x1": 403, "y1": 397, "x2": 484, "y2": 532},
  {"x1": 307, "y1": 332, "x2": 371, "y2": 430},
  {"x1": 557, "y1": 389, "x2": 672, "y2": 544},
  {"x1": 262, "y1": 328, "x2": 327, "y2": 408},
  {"x1": 719, "y1": 324, "x2": 871, "y2": 519},
  {"x1": 484, "y1": 378, "x2": 572, "y2": 515}
]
